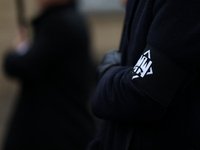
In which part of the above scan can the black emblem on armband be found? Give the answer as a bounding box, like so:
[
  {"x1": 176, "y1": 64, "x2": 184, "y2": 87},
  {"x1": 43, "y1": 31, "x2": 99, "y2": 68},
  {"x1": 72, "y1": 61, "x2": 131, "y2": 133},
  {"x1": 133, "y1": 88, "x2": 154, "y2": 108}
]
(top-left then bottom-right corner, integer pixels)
[{"x1": 132, "y1": 50, "x2": 153, "y2": 80}]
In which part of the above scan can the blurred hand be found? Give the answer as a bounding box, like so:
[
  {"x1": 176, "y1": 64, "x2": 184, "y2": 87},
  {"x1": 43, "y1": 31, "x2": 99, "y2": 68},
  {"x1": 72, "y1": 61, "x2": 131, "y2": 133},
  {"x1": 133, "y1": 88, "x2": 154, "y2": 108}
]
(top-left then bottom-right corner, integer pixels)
[
  {"x1": 121, "y1": 0, "x2": 127, "y2": 6},
  {"x1": 14, "y1": 26, "x2": 27, "y2": 45},
  {"x1": 13, "y1": 26, "x2": 30, "y2": 55},
  {"x1": 96, "y1": 50, "x2": 121, "y2": 81}
]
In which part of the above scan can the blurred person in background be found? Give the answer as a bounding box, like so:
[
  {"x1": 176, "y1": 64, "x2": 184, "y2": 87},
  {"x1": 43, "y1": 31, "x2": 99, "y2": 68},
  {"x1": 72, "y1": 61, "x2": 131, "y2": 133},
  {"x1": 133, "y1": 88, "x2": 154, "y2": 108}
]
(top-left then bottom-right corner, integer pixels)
[
  {"x1": 87, "y1": 0, "x2": 200, "y2": 149},
  {"x1": 3, "y1": 0, "x2": 96, "y2": 149},
  {"x1": 121, "y1": 0, "x2": 127, "y2": 6}
]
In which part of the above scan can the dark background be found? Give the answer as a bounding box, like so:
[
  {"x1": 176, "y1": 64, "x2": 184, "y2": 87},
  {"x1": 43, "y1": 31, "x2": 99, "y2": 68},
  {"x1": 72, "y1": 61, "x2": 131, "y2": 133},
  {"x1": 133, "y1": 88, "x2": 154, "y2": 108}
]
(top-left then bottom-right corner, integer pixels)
[{"x1": 0, "y1": 0, "x2": 125, "y2": 149}]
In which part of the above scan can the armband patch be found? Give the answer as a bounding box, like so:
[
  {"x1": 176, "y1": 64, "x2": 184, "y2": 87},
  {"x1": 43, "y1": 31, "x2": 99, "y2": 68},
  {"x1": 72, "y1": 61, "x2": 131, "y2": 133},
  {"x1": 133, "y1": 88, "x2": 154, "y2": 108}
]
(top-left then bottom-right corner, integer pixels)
[{"x1": 131, "y1": 44, "x2": 188, "y2": 107}]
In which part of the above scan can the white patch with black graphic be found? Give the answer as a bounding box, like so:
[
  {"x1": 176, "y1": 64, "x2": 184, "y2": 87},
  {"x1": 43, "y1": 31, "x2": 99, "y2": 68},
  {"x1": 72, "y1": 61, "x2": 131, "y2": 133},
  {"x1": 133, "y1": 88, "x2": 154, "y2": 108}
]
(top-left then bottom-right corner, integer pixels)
[{"x1": 132, "y1": 50, "x2": 153, "y2": 80}]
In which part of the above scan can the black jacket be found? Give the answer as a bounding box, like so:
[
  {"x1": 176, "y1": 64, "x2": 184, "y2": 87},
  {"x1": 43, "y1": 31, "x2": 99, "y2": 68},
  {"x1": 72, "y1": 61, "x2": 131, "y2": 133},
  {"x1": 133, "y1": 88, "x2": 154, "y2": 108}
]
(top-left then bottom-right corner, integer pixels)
[
  {"x1": 3, "y1": 3, "x2": 96, "y2": 150},
  {"x1": 88, "y1": 0, "x2": 200, "y2": 149}
]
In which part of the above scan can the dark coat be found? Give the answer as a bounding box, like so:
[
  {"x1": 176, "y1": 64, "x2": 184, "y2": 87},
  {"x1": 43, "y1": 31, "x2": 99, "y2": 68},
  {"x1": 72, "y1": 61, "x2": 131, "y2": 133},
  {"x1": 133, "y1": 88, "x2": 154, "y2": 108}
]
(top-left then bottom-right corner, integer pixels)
[
  {"x1": 3, "y1": 3, "x2": 96, "y2": 150},
  {"x1": 88, "y1": 0, "x2": 200, "y2": 150}
]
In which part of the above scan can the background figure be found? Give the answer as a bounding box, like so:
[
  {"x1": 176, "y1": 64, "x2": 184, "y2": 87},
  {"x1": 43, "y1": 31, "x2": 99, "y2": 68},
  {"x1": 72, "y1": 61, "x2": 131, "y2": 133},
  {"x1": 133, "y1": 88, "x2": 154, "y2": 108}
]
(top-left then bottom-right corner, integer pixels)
[
  {"x1": 121, "y1": 0, "x2": 127, "y2": 6},
  {"x1": 3, "y1": 0, "x2": 96, "y2": 149}
]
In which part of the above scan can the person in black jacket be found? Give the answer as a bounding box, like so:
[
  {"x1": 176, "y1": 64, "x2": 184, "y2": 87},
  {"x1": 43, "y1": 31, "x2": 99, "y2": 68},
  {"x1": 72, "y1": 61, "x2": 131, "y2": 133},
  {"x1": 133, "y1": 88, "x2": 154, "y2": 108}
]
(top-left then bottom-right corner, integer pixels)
[
  {"x1": 3, "y1": 0, "x2": 96, "y2": 149},
  {"x1": 87, "y1": 0, "x2": 200, "y2": 150}
]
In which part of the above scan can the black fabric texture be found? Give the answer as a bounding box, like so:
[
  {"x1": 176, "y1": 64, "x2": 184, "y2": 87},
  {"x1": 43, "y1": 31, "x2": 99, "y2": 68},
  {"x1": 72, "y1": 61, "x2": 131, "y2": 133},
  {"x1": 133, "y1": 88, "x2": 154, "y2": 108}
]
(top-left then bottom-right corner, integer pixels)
[
  {"x1": 87, "y1": 0, "x2": 200, "y2": 149},
  {"x1": 131, "y1": 44, "x2": 188, "y2": 107}
]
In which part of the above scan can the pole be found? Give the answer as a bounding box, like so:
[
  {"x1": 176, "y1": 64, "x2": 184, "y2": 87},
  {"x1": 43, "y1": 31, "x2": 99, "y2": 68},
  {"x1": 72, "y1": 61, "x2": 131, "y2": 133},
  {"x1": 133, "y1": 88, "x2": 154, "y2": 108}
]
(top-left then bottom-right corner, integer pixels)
[{"x1": 15, "y1": 0, "x2": 26, "y2": 27}]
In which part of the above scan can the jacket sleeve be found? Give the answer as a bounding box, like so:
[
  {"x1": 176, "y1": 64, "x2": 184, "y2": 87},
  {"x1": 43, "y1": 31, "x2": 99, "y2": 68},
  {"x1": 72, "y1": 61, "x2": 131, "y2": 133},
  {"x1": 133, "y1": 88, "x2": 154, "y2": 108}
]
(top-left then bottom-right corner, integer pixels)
[
  {"x1": 91, "y1": 0, "x2": 200, "y2": 123},
  {"x1": 4, "y1": 17, "x2": 73, "y2": 82}
]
